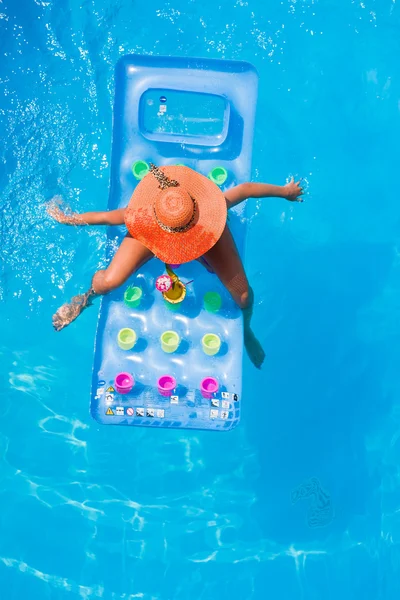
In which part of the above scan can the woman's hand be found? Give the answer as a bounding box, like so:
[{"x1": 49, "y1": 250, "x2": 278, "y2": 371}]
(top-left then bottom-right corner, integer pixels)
[
  {"x1": 283, "y1": 178, "x2": 304, "y2": 202},
  {"x1": 47, "y1": 198, "x2": 85, "y2": 225}
]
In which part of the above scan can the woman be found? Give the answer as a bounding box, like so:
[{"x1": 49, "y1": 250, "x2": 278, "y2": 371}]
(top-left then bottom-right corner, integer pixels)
[{"x1": 48, "y1": 164, "x2": 303, "y2": 368}]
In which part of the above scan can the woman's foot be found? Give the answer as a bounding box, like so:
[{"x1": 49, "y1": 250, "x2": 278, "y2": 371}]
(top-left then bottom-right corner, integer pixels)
[
  {"x1": 242, "y1": 288, "x2": 265, "y2": 369},
  {"x1": 244, "y1": 327, "x2": 266, "y2": 369},
  {"x1": 52, "y1": 290, "x2": 94, "y2": 331}
]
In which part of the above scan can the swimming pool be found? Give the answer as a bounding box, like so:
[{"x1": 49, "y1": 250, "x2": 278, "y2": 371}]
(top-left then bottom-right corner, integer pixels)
[{"x1": 1, "y1": 0, "x2": 400, "y2": 598}]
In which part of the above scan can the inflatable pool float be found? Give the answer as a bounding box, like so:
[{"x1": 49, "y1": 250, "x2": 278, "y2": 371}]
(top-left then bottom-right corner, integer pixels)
[{"x1": 91, "y1": 54, "x2": 258, "y2": 431}]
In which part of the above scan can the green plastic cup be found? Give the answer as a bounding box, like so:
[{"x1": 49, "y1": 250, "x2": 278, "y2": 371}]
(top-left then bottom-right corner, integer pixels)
[
  {"x1": 164, "y1": 299, "x2": 180, "y2": 312},
  {"x1": 124, "y1": 286, "x2": 143, "y2": 308},
  {"x1": 117, "y1": 328, "x2": 137, "y2": 350},
  {"x1": 175, "y1": 163, "x2": 185, "y2": 166},
  {"x1": 132, "y1": 160, "x2": 150, "y2": 180},
  {"x1": 161, "y1": 330, "x2": 180, "y2": 353},
  {"x1": 204, "y1": 292, "x2": 222, "y2": 313},
  {"x1": 208, "y1": 166, "x2": 228, "y2": 186},
  {"x1": 202, "y1": 333, "x2": 221, "y2": 356}
]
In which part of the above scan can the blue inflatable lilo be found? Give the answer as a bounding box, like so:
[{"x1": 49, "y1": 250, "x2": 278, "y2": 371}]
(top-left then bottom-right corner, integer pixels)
[{"x1": 91, "y1": 55, "x2": 258, "y2": 431}]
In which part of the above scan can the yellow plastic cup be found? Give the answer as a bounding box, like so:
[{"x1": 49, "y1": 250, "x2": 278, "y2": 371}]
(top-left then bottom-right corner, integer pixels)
[
  {"x1": 202, "y1": 333, "x2": 221, "y2": 356},
  {"x1": 117, "y1": 328, "x2": 137, "y2": 350},
  {"x1": 161, "y1": 330, "x2": 180, "y2": 353}
]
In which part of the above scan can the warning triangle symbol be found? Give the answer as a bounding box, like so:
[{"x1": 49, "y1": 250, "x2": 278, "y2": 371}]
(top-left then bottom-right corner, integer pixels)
[
  {"x1": 106, "y1": 386, "x2": 115, "y2": 393},
  {"x1": 106, "y1": 407, "x2": 114, "y2": 415}
]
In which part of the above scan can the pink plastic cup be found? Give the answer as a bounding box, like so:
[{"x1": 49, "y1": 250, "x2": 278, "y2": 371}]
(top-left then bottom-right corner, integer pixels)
[
  {"x1": 115, "y1": 372, "x2": 134, "y2": 394},
  {"x1": 158, "y1": 375, "x2": 176, "y2": 397},
  {"x1": 200, "y1": 377, "x2": 219, "y2": 399}
]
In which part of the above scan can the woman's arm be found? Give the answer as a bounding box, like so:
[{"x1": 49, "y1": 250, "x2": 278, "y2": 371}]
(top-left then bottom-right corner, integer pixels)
[
  {"x1": 225, "y1": 178, "x2": 303, "y2": 209},
  {"x1": 77, "y1": 209, "x2": 126, "y2": 225},
  {"x1": 47, "y1": 202, "x2": 126, "y2": 226}
]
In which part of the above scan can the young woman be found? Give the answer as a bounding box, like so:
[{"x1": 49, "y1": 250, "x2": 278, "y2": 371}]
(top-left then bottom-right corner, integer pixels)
[{"x1": 48, "y1": 164, "x2": 303, "y2": 368}]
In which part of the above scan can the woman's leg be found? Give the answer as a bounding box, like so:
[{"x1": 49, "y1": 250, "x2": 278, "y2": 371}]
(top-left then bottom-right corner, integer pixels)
[
  {"x1": 53, "y1": 234, "x2": 153, "y2": 331},
  {"x1": 203, "y1": 225, "x2": 265, "y2": 368}
]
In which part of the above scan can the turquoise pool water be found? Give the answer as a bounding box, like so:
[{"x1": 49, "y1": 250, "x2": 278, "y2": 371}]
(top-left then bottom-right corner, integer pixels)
[{"x1": 1, "y1": 0, "x2": 400, "y2": 598}]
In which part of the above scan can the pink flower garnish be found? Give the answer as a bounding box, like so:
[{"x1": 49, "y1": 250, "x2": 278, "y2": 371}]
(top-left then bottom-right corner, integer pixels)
[{"x1": 156, "y1": 275, "x2": 172, "y2": 292}]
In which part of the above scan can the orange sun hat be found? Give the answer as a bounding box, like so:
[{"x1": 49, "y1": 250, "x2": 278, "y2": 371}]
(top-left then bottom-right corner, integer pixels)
[{"x1": 124, "y1": 164, "x2": 227, "y2": 264}]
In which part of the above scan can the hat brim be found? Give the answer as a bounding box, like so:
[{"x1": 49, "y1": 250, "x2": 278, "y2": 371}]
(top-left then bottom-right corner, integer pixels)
[{"x1": 124, "y1": 166, "x2": 227, "y2": 264}]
